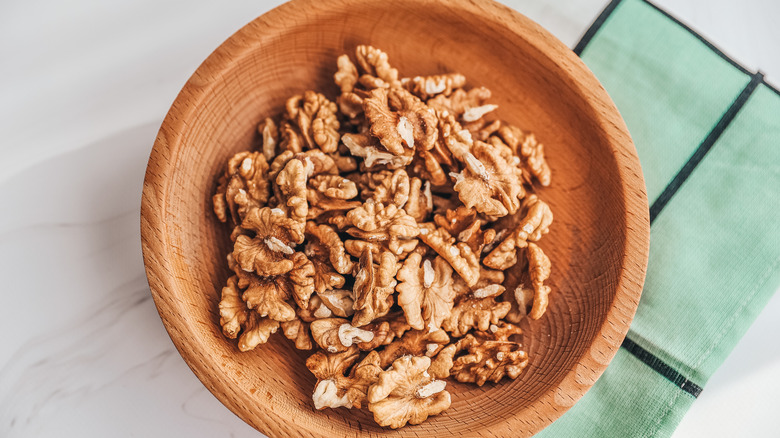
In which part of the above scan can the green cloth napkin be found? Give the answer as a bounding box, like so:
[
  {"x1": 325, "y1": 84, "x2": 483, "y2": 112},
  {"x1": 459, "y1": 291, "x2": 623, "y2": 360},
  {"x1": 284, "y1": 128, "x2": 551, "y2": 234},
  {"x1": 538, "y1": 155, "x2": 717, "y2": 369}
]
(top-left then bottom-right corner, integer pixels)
[{"x1": 538, "y1": 0, "x2": 780, "y2": 436}]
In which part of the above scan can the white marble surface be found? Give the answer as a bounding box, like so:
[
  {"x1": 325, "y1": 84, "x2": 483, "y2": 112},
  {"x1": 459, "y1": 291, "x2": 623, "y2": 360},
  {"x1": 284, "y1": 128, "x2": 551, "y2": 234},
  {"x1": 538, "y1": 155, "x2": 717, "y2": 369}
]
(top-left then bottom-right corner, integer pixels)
[{"x1": 1, "y1": 0, "x2": 778, "y2": 436}]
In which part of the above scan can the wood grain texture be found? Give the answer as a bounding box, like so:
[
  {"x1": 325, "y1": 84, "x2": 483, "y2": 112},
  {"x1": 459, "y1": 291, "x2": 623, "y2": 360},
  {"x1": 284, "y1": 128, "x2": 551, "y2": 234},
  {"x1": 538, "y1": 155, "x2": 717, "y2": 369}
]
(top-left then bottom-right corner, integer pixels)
[{"x1": 140, "y1": 0, "x2": 650, "y2": 436}]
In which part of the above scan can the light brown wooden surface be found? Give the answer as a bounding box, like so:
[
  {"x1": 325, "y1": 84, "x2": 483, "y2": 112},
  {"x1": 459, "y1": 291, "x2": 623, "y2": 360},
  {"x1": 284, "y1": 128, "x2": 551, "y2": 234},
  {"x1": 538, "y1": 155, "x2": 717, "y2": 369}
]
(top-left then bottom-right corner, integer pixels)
[{"x1": 140, "y1": 0, "x2": 650, "y2": 436}]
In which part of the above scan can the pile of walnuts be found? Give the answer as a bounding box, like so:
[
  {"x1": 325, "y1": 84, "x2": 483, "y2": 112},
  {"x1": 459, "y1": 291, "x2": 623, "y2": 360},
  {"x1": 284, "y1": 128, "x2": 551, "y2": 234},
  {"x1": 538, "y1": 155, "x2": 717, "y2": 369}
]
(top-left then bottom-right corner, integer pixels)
[{"x1": 213, "y1": 45, "x2": 554, "y2": 429}]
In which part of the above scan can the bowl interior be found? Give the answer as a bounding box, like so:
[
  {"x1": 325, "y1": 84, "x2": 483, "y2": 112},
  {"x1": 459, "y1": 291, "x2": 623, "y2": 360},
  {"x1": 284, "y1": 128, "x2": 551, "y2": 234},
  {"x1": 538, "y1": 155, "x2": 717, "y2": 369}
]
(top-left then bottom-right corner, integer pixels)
[{"x1": 142, "y1": 0, "x2": 648, "y2": 436}]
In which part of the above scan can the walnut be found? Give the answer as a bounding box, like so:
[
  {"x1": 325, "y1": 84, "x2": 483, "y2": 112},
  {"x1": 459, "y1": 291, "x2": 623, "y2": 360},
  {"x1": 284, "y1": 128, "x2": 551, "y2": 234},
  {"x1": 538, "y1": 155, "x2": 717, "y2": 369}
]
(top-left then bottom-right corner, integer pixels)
[
  {"x1": 527, "y1": 242, "x2": 552, "y2": 320},
  {"x1": 355, "y1": 45, "x2": 401, "y2": 89},
  {"x1": 449, "y1": 140, "x2": 525, "y2": 217},
  {"x1": 433, "y1": 205, "x2": 496, "y2": 255},
  {"x1": 416, "y1": 149, "x2": 449, "y2": 186},
  {"x1": 213, "y1": 151, "x2": 270, "y2": 224},
  {"x1": 350, "y1": 169, "x2": 417, "y2": 213},
  {"x1": 316, "y1": 289, "x2": 355, "y2": 318},
  {"x1": 475, "y1": 266, "x2": 505, "y2": 290},
  {"x1": 451, "y1": 275, "x2": 470, "y2": 298},
  {"x1": 311, "y1": 318, "x2": 375, "y2": 353},
  {"x1": 475, "y1": 119, "x2": 502, "y2": 141},
  {"x1": 342, "y1": 132, "x2": 412, "y2": 169},
  {"x1": 329, "y1": 152, "x2": 359, "y2": 173},
  {"x1": 418, "y1": 223, "x2": 480, "y2": 288},
  {"x1": 450, "y1": 332, "x2": 528, "y2": 386},
  {"x1": 471, "y1": 284, "x2": 505, "y2": 299},
  {"x1": 502, "y1": 276, "x2": 534, "y2": 324},
  {"x1": 459, "y1": 218, "x2": 496, "y2": 256},
  {"x1": 479, "y1": 321, "x2": 524, "y2": 342},
  {"x1": 441, "y1": 296, "x2": 511, "y2": 337},
  {"x1": 378, "y1": 328, "x2": 451, "y2": 368},
  {"x1": 232, "y1": 234, "x2": 295, "y2": 277},
  {"x1": 350, "y1": 350, "x2": 383, "y2": 389},
  {"x1": 402, "y1": 73, "x2": 466, "y2": 99},
  {"x1": 274, "y1": 158, "x2": 308, "y2": 232},
  {"x1": 461, "y1": 104, "x2": 498, "y2": 123},
  {"x1": 309, "y1": 174, "x2": 358, "y2": 200},
  {"x1": 483, "y1": 194, "x2": 553, "y2": 270},
  {"x1": 267, "y1": 150, "x2": 295, "y2": 183},
  {"x1": 427, "y1": 87, "x2": 492, "y2": 118},
  {"x1": 432, "y1": 205, "x2": 476, "y2": 235},
  {"x1": 296, "y1": 293, "x2": 327, "y2": 323},
  {"x1": 345, "y1": 238, "x2": 419, "y2": 262},
  {"x1": 258, "y1": 117, "x2": 279, "y2": 161},
  {"x1": 307, "y1": 347, "x2": 360, "y2": 409},
  {"x1": 450, "y1": 265, "x2": 504, "y2": 299},
  {"x1": 308, "y1": 261, "x2": 344, "y2": 299},
  {"x1": 237, "y1": 312, "x2": 280, "y2": 352},
  {"x1": 218, "y1": 276, "x2": 247, "y2": 339},
  {"x1": 496, "y1": 243, "x2": 534, "y2": 324},
  {"x1": 297, "y1": 149, "x2": 340, "y2": 177},
  {"x1": 345, "y1": 200, "x2": 420, "y2": 257},
  {"x1": 354, "y1": 313, "x2": 412, "y2": 350},
  {"x1": 325, "y1": 212, "x2": 351, "y2": 231},
  {"x1": 428, "y1": 343, "x2": 459, "y2": 379},
  {"x1": 278, "y1": 120, "x2": 304, "y2": 154},
  {"x1": 421, "y1": 111, "x2": 475, "y2": 188},
  {"x1": 460, "y1": 117, "x2": 490, "y2": 140},
  {"x1": 369, "y1": 168, "x2": 411, "y2": 208},
  {"x1": 307, "y1": 191, "x2": 363, "y2": 219},
  {"x1": 232, "y1": 254, "x2": 314, "y2": 322},
  {"x1": 404, "y1": 177, "x2": 433, "y2": 222},
  {"x1": 339, "y1": 323, "x2": 377, "y2": 347},
  {"x1": 239, "y1": 274, "x2": 295, "y2": 321},
  {"x1": 414, "y1": 111, "x2": 466, "y2": 182},
  {"x1": 285, "y1": 91, "x2": 341, "y2": 153},
  {"x1": 367, "y1": 355, "x2": 451, "y2": 429},
  {"x1": 437, "y1": 110, "x2": 472, "y2": 153},
  {"x1": 396, "y1": 253, "x2": 455, "y2": 332},
  {"x1": 343, "y1": 240, "x2": 380, "y2": 259},
  {"x1": 305, "y1": 221, "x2": 353, "y2": 275},
  {"x1": 304, "y1": 235, "x2": 346, "y2": 295},
  {"x1": 241, "y1": 205, "x2": 305, "y2": 247},
  {"x1": 334, "y1": 54, "x2": 358, "y2": 94},
  {"x1": 348, "y1": 170, "x2": 389, "y2": 200},
  {"x1": 337, "y1": 92, "x2": 365, "y2": 119},
  {"x1": 334, "y1": 53, "x2": 366, "y2": 119},
  {"x1": 363, "y1": 87, "x2": 438, "y2": 156},
  {"x1": 423, "y1": 323, "x2": 520, "y2": 380},
  {"x1": 487, "y1": 135, "x2": 526, "y2": 187},
  {"x1": 307, "y1": 347, "x2": 381, "y2": 409},
  {"x1": 280, "y1": 317, "x2": 313, "y2": 350},
  {"x1": 498, "y1": 124, "x2": 551, "y2": 186},
  {"x1": 352, "y1": 248, "x2": 399, "y2": 326}
]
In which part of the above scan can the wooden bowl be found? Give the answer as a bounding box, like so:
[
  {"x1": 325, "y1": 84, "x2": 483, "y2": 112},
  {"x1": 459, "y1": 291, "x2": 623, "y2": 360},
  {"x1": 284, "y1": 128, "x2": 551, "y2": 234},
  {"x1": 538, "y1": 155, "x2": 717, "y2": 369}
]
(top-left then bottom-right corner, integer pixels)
[{"x1": 141, "y1": 0, "x2": 649, "y2": 436}]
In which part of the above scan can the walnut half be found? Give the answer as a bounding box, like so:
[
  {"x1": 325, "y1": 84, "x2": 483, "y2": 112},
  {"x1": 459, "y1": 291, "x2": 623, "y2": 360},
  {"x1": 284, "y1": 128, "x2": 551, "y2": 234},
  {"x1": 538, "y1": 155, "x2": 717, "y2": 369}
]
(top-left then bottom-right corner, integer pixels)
[{"x1": 367, "y1": 355, "x2": 451, "y2": 429}]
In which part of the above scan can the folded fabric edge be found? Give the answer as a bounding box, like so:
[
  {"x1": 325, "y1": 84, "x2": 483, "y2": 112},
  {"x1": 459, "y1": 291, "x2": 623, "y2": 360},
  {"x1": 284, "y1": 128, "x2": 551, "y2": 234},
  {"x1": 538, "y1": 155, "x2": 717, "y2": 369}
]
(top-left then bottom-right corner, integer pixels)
[{"x1": 647, "y1": 72, "x2": 763, "y2": 224}]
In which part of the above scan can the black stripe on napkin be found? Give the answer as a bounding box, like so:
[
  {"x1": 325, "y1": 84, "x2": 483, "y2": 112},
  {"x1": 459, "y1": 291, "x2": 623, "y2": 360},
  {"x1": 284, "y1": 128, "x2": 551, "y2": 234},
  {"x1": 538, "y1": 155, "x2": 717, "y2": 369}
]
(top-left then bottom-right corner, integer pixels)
[
  {"x1": 574, "y1": 0, "x2": 767, "y2": 399},
  {"x1": 573, "y1": 0, "x2": 624, "y2": 55},
  {"x1": 621, "y1": 337, "x2": 703, "y2": 397},
  {"x1": 649, "y1": 72, "x2": 763, "y2": 223}
]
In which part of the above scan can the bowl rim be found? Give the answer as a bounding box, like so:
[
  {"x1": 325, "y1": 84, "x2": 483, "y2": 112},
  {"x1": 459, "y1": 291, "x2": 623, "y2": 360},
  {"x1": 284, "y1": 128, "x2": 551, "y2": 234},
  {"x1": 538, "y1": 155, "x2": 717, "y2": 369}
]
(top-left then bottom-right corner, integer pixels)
[{"x1": 141, "y1": 0, "x2": 650, "y2": 435}]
